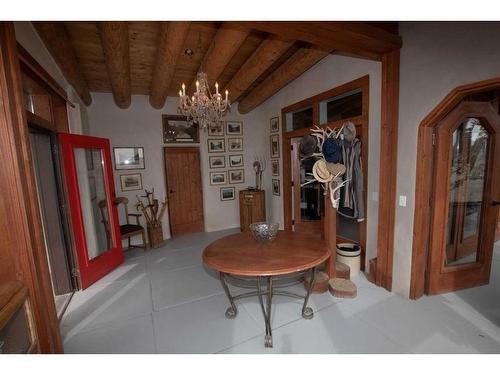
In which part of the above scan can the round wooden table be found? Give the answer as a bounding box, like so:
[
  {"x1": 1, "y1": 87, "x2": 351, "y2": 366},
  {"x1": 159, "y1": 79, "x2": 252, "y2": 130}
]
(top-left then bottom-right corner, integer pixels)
[{"x1": 203, "y1": 231, "x2": 330, "y2": 348}]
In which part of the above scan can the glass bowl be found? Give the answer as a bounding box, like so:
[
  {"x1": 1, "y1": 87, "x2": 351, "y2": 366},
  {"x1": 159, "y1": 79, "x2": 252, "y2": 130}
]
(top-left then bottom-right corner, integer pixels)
[{"x1": 249, "y1": 222, "x2": 279, "y2": 244}]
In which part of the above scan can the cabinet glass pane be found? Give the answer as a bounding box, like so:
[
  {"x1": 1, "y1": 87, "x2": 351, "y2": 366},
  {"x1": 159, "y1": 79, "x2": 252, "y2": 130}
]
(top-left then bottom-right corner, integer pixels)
[
  {"x1": 445, "y1": 118, "x2": 489, "y2": 267},
  {"x1": 319, "y1": 88, "x2": 362, "y2": 124},
  {"x1": 285, "y1": 106, "x2": 313, "y2": 132}
]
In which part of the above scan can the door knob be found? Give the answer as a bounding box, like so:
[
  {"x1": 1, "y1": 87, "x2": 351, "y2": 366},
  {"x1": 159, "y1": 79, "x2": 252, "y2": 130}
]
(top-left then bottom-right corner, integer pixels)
[
  {"x1": 493, "y1": 200, "x2": 500, "y2": 206},
  {"x1": 169, "y1": 189, "x2": 175, "y2": 194}
]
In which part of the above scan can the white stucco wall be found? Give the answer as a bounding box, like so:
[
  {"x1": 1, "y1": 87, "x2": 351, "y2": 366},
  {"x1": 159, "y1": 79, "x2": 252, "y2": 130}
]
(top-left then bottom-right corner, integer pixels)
[{"x1": 393, "y1": 22, "x2": 500, "y2": 297}]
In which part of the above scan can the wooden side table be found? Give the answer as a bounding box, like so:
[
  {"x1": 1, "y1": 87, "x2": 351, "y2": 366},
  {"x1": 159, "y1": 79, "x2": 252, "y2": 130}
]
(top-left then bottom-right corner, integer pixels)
[
  {"x1": 203, "y1": 231, "x2": 330, "y2": 348},
  {"x1": 239, "y1": 189, "x2": 265, "y2": 232}
]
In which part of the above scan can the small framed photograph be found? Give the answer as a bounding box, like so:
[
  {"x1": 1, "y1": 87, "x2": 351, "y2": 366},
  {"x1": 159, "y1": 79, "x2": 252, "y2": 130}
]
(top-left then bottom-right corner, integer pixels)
[
  {"x1": 113, "y1": 147, "x2": 145, "y2": 170},
  {"x1": 229, "y1": 169, "x2": 245, "y2": 184},
  {"x1": 229, "y1": 154, "x2": 243, "y2": 168},
  {"x1": 226, "y1": 121, "x2": 243, "y2": 135},
  {"x1": 208, "y1": 122, "x2": 224, "y2": 137},
  {"x1": 270, "y1": 134, "x2": 280, "y2": 158},
  {"x1": 209, "y1": 155, "x2": 225, "y2": 169},
  {"x1": 162, "y1": 114, "x2": 199, "y2": 143},
  {"x1": 270, "y1": 117, "x2": 279, "y2": 133},
  {"x1": 210, "y1": 171, "x2": 227, "y2": 185},
  {"x1": 272, "y1": 179, "x2": 280, "y2": 196},
  {"x1": 271, "y1": 159, "x2": 280, "y2": 176},
  {"x1": 208, "y1": 138, "x2": 225, "y2": 153},
  {"x1": 220, "y1": 186, "x2": 235, "y2": 201},
  {"x1": 228, "y1": 137, "x2": 243, "y2": 152},
  {"x1": 120, "y1": 173, "x2": 143, "y2": 191}
]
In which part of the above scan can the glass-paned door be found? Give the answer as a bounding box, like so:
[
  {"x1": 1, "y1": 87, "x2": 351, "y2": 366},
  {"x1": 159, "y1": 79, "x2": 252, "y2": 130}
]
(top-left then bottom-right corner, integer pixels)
[
  {"x1": 427, "y1": 102, "x2": 500, "y2": 294},
  {"x1": 59, "y1": 133, "x2": 123, "y2": 289}
]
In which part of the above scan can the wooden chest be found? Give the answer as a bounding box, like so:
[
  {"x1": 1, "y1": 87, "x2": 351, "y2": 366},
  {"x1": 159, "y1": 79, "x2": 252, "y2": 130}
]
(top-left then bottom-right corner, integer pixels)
[{"x1": 239, "y1": 189, "x2": 266, "y2": 232}]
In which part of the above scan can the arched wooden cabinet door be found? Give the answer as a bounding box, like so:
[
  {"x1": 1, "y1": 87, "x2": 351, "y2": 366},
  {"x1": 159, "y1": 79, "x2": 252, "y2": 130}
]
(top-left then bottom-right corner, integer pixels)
[{"x1": 427, "y1": 101, "x2": 500, "y2": 294}]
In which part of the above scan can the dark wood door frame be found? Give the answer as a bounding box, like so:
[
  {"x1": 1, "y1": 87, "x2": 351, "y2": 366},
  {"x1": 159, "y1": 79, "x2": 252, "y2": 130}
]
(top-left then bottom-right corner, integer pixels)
[
  {"x1": 0, "y1": 22, "x2": 62, "y2": 353},
  {"x1": 282, "y1": 75, "x2": 370, "y2": 272},
  {"x1": 410, "y1": 76, "x2": 500, "y2": 299}
]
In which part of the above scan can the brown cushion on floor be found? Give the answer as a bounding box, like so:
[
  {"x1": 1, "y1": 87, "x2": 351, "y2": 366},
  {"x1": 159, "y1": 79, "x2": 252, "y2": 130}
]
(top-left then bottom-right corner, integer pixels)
[{"x1": 120, "y1": 224, "x2": 143, "y2": 235}]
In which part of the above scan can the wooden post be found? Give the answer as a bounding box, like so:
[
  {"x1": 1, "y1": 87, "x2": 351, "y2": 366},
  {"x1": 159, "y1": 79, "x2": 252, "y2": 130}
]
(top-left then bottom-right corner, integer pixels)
[{"x1": 324, "y1": 194, "x2": 336, "y2": 278}]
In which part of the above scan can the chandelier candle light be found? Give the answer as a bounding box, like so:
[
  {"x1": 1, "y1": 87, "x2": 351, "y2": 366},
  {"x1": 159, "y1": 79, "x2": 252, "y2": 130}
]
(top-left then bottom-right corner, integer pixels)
[{"x1": 178, "y1": 72, "x2": 231, "y2": 130}]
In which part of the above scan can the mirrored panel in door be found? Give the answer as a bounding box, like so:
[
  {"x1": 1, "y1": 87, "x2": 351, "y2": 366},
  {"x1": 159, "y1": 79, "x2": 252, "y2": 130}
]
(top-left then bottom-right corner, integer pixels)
[
  {"x1": 74, "y1": 148, "x2": 112, "y2": 260},
  {"x1": 445, "y1": 117, "x2": 489, "y2": 267}
]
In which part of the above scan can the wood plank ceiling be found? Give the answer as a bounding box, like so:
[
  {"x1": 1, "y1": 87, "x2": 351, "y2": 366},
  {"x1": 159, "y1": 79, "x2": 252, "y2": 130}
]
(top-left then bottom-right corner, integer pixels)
[{"x1": 33, "y1": 21, "x2": 401, "y2": 113}]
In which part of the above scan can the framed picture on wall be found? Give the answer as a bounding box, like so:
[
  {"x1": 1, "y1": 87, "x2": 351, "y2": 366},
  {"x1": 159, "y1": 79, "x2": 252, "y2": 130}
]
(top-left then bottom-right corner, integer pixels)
[
  {"x1": 229, "y1": 154, "x2": 243, "y2": 168},
  {"x1": 113, "y1": 147, "x2": 145, "y2": 170},
  {"x1": 162, "y1": 114, "x2": 200, "y2": 143},
  {"x1": 229, "y1": 169, "x2": 245, "y2": 184},
  {"x1": 208, "y1": 138, "x2": 225, "y2": 153},
  {"x1": 209, "y1": 155, "x2": 225, "y2": 169},
  {"x1": 226, "y1": 121, "x2": 243, "y2": 135},
  {"x1": 120, "y1": 173, "x2": 143, "y2": 191},
  {"x1": 272, "y1": 179, "x2": 280, "y2": 196},
  {"x1": 210, "y1": 171, "x2": 227, "y2": 185},
  {"x1": 228, "y1": 137, "x2": 243, "y2": 151},
  {"x1": 270, "y1": 117, "x2": 279, "y2": 133},
  {"x1": 270, "y1": 134, "x2": 280, "y2": 158},
  {"x1": 208, "y1": 122, "x2": 224, "y2": 137},
  {"x1": 271, "y1": 159, "x2": 280, "y2": 176},
  {"x1": 220, "y1": 187, "x2": 235, "y2": 201}
]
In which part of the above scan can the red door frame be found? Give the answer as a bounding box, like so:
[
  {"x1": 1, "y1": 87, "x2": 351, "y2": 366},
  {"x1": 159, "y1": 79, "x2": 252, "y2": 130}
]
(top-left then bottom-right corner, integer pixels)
[{"x1": 59, "y1": 133, "x2": 123, "y2": 289}]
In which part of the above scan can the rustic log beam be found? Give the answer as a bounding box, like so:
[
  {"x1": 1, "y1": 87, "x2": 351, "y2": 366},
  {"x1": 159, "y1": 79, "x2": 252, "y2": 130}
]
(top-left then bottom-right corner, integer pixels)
[
  {"x1": 97, "y1": 22, "x2": 131, "y2": 109},
  {"x1": 236, "y1": 21, "x2": 402, "y2": 61},
  {"x1": 33, "y1": 22, "x2": 92, "y2": 105},
  {"x1": 225, "y1": 36, "x2": 293, "y2": 102},
  {"x1": 149, "y1": 21, "x2": 191, "y2": 109},
  {"x1": 189, "y1": 24, "x2": 249, "y2": 92},
  {"x1": 238, "y1": 48, "x2": 329, "y2": 114}
]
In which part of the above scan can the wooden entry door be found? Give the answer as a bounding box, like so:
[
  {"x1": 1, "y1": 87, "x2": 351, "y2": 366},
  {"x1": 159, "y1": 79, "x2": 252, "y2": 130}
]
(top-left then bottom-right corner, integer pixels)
[
  {"x1": 427, "y1": 101, "x2": 500, "y2": 294},
  {"x1": 164, "y1": 147, "x2": 204, "y2": 236}
]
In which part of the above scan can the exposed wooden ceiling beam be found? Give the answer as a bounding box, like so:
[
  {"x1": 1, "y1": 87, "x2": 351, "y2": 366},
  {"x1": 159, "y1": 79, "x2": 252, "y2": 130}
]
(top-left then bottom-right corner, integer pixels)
[
  {"x1": 189, "y1": 24, "x2": 250, "y2": 92},
  {"x1": 235, "y1": 21, "x2": 402, "y2": 61},
  {"x1": 32, "y1": 22, "x2": 92, "y2": 105},
  {"x1": 97, "y1": 22, "x2": 131, "y2": 109},
  {"x1": 149, "y1": 22, "x2": 191, "y2": 109},
  {"x1": 238, "y1": 48, "x2": 329, "y2": 114},
  {"x1": 225, "y1": 36, "x2": 293, "y2": 103}
]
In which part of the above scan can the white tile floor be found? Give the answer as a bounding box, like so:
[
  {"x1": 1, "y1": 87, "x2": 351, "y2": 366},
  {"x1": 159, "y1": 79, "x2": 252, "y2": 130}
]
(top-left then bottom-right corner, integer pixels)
[{"x1": 61, "y1": 230, "x2": 500, "y2": 354}]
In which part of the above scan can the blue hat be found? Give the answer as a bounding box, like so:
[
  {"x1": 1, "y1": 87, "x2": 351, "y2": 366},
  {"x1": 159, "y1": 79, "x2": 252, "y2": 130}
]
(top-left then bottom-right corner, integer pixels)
[{"x1": 322, "y1": 138, "x2": 342, "y2": 163}]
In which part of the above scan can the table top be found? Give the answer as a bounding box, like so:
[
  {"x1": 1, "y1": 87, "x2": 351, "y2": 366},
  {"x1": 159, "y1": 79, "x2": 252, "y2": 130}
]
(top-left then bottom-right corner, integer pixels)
[{"x1": 202, "y1": 231, "x2": 330, "y2": 277}]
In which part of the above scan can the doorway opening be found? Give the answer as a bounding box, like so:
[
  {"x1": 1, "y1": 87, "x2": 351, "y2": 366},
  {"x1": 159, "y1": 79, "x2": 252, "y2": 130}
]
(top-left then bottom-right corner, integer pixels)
[
  {"x1": 29, "y1": 126, "x2": 77, "y2": 319},
  {"x1": 283, "y1": 76, "x2": 369, "y2": 270},
  {"x1": 411, "y1": 78, "x2": 500, "y2": 299}
]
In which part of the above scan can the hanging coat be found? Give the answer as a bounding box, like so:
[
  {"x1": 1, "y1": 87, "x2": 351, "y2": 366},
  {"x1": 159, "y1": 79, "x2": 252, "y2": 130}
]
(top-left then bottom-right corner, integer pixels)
[{"x1": 338, "y1": 137, "x2": 365, "y2": 222}]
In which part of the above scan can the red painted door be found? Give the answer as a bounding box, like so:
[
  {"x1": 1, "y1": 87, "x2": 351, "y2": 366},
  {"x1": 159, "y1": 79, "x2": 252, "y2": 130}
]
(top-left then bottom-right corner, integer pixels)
[{"x1": 59, "y1": 133, "x2": 123, "y2": 289}]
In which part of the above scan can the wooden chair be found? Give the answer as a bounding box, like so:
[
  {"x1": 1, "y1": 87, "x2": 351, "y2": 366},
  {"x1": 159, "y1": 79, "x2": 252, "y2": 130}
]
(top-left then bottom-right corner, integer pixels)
[{"x1": 98, "y1": 197, "x2": 147, "y2": 250}]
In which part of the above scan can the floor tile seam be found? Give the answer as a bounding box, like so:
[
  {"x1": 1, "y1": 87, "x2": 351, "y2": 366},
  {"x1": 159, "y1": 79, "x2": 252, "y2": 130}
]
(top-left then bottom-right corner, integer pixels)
[
  {"x1": 149, "y1": 262, "x2": 206, "y2": 276},
  {"x1": 152, "y1": 291, "x2": 225, "y2": 313},
  {"x1": 62, "y1": 311, "x2": 154, "y2": 341}
]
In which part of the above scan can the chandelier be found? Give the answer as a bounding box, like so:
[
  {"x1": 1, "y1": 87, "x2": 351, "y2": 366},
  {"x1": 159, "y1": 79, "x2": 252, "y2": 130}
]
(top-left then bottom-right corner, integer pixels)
[{"x1": 178, "y1": 72, "x2": 230, "y2": 130}]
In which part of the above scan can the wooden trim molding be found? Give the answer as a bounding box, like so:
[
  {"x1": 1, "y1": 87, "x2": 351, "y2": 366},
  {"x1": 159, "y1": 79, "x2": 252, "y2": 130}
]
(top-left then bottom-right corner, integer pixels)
[
  {"x1": 0, "y1": 22, "x2": 62, "y2": 352},
  {"x1": 376, "y1": 50, "x2": 400, "y2": 291},
  {"x1": 410, "y1": 76, "x2": 500, "y2": 299}
]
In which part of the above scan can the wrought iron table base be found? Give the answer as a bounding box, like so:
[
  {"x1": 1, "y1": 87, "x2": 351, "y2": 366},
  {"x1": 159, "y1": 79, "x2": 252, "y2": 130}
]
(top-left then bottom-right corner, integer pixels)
[{"x1": 219, "y1": 268, "x2": 316, "y2": 348}]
